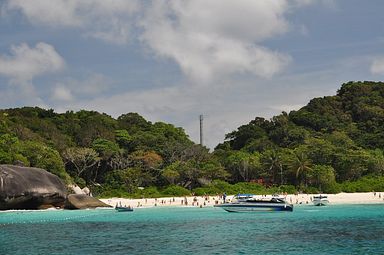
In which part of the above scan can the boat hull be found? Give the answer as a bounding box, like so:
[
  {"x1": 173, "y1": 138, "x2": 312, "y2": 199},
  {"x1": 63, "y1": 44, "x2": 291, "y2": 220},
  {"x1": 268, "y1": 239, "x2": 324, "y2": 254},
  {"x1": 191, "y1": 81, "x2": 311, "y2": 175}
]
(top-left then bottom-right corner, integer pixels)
[
  {"x1": 313, "y1": 195, "x2": 329, "y2": 206},
  {"x1": 313, "y1": 200, "x2": 329, "y2": 206},
  {"x1": 215, "y1": 203, "x2": 293, "y2": 212},
  {"x1": 115, "y1": 207, "x2": 134, "y2": 212}
]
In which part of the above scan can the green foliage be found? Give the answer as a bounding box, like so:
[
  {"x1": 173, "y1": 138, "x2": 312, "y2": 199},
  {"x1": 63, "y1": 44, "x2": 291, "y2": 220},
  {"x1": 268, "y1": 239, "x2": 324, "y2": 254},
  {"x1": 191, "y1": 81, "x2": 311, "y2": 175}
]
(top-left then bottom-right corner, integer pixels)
[
  {"x1": 339, "y1": 176, "x2": 384, "y2": 192},
  {"x1": 161, "y1": 185, "x2": 191, "y2": 196},
  {"x1": 310, "y1": 165, "x2": 339, "y2": 193},
  {"x1": 92, "y1": 138, "x2": 120, "y2": 159},
  {"x1": 193, "y1": 181, "x2": 299, "y2": 196},
  {"x1": 2, "y1": 81, "x2": 384, "y2": 197},
  {"x1": 21, "y1": 141, "x2": 71, "y2": 183},
  {"x1": 261, "y1": 149, "x2": 284, "y2": 184},
  {"x1": 162, "y1": 162, "x2": 181, "y2": 185},
  {"x1": 0, "y1": 134, "x2": 28, "y2": 165},
  {"x1": 134, "y1": 186, "x2": 162, "y2": 198},
  {"x1": 96, "y1": 188, "x2": 131, "y2": 198},
  {"x1": 275, "y1": 185, "x2": 297, "y2": 194},
  {"x1": 73, "y1": 177, "x2": 86, "y2": 189},
  {"x1": 115, "y1": 129, "x2": 133, "y2": 150},
  {"x1": 117, "y1": 112, "x2": 151, "y2": 134},
  {"x1": 62, "y1": 147, "x2": 100, "y2": 180},
  {"x1": 225, "y1": 151, "x2": 262, "y2": 182},
  {"x1": 288, "y1": 149, "x2": 312, "y2": 187},
  {"x1": 216, "y1": 81, "x2": 384, "y2": 191},
  {"x1": 225, "y1": 118, "x2": 269, "y2": 150},
  {"x1": 192, "y1": 180, "x2": 231, "y2": 196}
]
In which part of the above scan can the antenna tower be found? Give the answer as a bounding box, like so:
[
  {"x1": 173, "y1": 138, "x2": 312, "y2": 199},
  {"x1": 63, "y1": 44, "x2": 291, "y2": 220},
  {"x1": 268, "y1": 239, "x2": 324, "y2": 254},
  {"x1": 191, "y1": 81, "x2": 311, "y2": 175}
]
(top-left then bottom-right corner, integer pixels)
[{"x1": 199, "y1": 115, "x2": 203, "y2": 146}]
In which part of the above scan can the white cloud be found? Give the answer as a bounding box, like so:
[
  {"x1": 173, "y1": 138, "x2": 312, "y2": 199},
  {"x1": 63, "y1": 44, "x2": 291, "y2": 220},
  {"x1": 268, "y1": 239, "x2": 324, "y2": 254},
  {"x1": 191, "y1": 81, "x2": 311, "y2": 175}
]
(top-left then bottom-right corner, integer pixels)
[
  {"x1": 4, "y1": 0, "x2": 300, "y2": 80},
  {"x1": 4, "y1": 0, "x2": 139, "y2": 44},
  {"x1": 0, "y1": 42, "x2": 65, "y2": 83},
  {"x1": 370, "y1": 57, "x2": 384, "y2": 74},
  {"x1": 5, "y1": 0, "x2": 82, "y2": 26},
  {"x1": 52, "y1": 86, "x2": 73, "y2": 102},
  {"x1": 140, "y1": 0, "x2": 293, "y2": 82},
  {"x1": 50, "y1": 73, "x2": 111, "y2": 103},
  {"x1": 0, "y1": 42, "x2": 65, "y2": 109}
]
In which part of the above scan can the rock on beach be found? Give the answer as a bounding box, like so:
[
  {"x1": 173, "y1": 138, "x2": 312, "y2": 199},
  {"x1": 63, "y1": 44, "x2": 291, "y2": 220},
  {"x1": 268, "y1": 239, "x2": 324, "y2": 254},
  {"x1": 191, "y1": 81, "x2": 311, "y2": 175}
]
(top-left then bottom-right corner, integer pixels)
[
  {"x1": 64, "y1": 194, "x2": 111, "y2": 209},
  {"x1": 0, "y1": 165, "x2": 67, "y2": 210}
]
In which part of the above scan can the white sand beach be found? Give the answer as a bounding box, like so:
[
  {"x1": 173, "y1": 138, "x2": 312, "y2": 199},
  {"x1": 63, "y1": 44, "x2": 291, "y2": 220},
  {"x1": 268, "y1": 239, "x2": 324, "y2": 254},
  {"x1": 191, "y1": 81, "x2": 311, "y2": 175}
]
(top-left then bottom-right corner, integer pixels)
[{"x1": 100, "y1": 192, "x2": 384, "y2": 209}]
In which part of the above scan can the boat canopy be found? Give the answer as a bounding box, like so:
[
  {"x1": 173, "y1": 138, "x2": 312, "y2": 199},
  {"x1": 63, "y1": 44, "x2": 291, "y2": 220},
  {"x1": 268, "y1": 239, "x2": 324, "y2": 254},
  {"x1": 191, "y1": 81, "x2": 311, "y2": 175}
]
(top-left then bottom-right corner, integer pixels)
[
  {"x1": 235, "y1": 194, "x2": 255, "y2": 197},
  {"x1": 314, "y1": 195, "x2": 328, "y2": 199}
]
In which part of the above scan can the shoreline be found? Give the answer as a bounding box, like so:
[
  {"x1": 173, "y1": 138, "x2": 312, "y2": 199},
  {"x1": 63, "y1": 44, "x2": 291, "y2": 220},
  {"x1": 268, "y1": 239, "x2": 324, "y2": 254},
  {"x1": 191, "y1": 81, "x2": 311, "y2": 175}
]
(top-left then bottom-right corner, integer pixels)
[{"x1": 100, "y1": 192, "x2": 384, "y2": 209}]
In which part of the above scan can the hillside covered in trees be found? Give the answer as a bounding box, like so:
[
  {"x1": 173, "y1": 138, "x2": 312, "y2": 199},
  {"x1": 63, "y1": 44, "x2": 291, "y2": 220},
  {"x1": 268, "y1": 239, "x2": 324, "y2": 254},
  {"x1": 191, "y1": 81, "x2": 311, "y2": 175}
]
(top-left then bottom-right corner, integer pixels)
[{"x1": 1, "y1": 81, "x2": 384, "y2": 196}]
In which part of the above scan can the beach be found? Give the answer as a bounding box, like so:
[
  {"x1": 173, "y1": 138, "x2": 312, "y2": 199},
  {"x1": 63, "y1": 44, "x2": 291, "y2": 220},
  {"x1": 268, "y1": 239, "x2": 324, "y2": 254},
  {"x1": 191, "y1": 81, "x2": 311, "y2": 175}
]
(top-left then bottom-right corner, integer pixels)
[{"x1": 100, "y1": 192, "x2": 384, "y2": 209}]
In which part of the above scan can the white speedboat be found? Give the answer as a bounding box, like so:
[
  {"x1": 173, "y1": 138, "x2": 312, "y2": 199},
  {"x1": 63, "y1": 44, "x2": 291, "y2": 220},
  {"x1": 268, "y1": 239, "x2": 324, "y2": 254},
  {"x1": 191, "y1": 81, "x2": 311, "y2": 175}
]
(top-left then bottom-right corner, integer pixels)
[
  {"x1": 313, "y1": 195, "x2": 329, "y2": 206},
  {"x1": 214, "y1": 194, "x2": 293, "y2": 212}
]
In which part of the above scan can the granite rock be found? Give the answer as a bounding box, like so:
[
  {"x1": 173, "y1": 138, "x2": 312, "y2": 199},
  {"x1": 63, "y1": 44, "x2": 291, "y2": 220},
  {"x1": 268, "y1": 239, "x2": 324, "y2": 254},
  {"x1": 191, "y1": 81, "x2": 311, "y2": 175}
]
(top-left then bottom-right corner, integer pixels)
[
  {"x1": 64, "y1": 194, "x2": 111, "y2": 209},
  {"x1": 0, "y1": 165, "x2": 67, "y2": 210}
]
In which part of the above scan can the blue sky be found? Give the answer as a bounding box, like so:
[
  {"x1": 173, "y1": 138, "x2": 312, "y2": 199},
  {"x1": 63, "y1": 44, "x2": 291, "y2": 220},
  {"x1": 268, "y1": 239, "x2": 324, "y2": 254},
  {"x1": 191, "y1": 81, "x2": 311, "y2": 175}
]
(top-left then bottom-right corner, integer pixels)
[{"x1": 0, "y1": 0, "x2": 384, "y2": 149}]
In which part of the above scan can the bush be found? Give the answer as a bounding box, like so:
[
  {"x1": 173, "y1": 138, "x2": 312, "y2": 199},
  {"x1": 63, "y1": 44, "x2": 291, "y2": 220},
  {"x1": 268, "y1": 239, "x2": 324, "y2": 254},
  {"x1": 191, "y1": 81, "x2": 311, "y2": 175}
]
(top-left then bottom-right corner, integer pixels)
[
  {"x1": 323, "y1": 182, "x2": 341, "y2": 194},
  {"x1": 192, "y1": 180, "x2": 234, "y2": 195},
  {"x1": 302, "y1": 186, "x2": 320, "y2": 194},
  {"x1": 193, "y1": 186, "x2": 221, "y2": 196},
  {"x1": 96, "y1": 187, "x2": 130, "y2": 198},
  {"x1": 133, "y1": 186, "x2": 162, "y2": 198},
  {"x1": 74, "y1": 177, "x2": 86, "y2": 188},
  {"x1": 268, "y1": 185, "x2": 297, "y2": 194},
  {"x1": 161, "y1": 185, "x2": 191, "y2": 196},
  {"x1": 339, "y1": 176, "x2": 384, "y2": 192},
  {"x1": 192, "y1": 181, "x2": 290, "y2": 196},
  {"x1": 230, "y1": 182, "x2": 269, "y2": 195}
]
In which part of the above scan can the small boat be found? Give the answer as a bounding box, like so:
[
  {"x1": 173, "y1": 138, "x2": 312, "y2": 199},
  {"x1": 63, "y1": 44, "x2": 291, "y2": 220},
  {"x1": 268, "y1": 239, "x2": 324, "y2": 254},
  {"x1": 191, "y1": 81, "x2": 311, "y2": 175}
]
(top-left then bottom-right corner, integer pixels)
[
  {"x1": 313, "y1": 195, "x2": 329, "y2": 206},
  {"x1": 115, "y1": 206, "x2": 134, "y2": 212},
  {"x1": 214, "y1": 194, "x2": 293, "y2": 212},
  {"x1": 115, "y1": 202, "x2": 133, "y2": 212}
]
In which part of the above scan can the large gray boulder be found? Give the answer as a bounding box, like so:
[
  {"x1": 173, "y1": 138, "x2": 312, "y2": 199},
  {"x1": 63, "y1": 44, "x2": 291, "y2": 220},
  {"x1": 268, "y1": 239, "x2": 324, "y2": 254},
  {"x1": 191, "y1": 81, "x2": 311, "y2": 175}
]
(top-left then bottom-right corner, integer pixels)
[
  {"x1": 64, "y1": 194, "x2": 111, "y2": 209},
  {"x1": 0, "y1": 165, "x2": 67, "y2": 210}
]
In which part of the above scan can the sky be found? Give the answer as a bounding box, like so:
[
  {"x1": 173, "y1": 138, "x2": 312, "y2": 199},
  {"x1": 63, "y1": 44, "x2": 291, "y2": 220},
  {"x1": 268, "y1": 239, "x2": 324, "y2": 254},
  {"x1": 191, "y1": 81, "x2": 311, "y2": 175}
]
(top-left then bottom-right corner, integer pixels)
[{"x1": 0, "y1": 0, "x2": 384, "y2": 149}]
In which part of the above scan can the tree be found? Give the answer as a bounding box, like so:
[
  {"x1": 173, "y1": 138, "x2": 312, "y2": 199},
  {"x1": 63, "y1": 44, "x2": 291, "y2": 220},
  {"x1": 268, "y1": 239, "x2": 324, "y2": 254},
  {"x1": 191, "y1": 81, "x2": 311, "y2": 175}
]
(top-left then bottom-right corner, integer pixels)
[
  {"x1": 333, "y1": 148, "x2": 371, "y2": 181},
  {"x1": 130, "y1": 150, "x2": 163, "y2": 186},
  {"x1": 226, "y1": 151, "x2": 261, "y2": 182},
  {"x1": 199, "y1": 160, "x2": 229, "y2": 183},
  {"x1": 105, "y1": 168, "x2": 144, "y2": 193},
  {"x1": 108, "y1": 151, "x2": 132, "y2": 170},
  {"x1": 289, "y1": 150, "x2": 312, "y2": 188},
  {"x1": 21, "y1": 141, "x2": 71, "y2": 183},
  {"x1": 92, "y1": 138, "x2": 120, "y2": 159},
  {"x1": 367, "y1": 149, "x2": 384, "y2": 176},
  {"x1": 74, "y1": 111, "x2": 117, "y2": 147},
  {"x1": 225, "y1": 121, "x2": 268, "y2": 150},
  {"x1": 305, "y1": 137, "x2": 336, "y2": 166},
  {"x1": 261, "y1": 150, "x2": 283, "y2": 185},
  {"x1": 115, "y1": 129, "x2": 133, "y2": 151},
  {"x1": 162, "y1": 162, "x2": 181, "y2": 185},
  {"x1": 0, "y1": 134, "x2": 28, "y2": 165},
  {"x1": 117, "y1": 113, "x2": 151, "y2": 134},
  {"x1": 62, "y1": 147, "x2": 100, "y2": 180},
  {"x1": 310, "y1": 165, "x2": 339, "y2": 193}
]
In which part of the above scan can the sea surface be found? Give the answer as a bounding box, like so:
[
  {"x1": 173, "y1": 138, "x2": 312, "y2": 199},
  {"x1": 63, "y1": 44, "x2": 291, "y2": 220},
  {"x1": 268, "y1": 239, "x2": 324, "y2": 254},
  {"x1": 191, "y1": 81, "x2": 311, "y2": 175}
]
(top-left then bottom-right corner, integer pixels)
[{"x1": 1, "y1": 204, "x2": 384, "y2": 255}]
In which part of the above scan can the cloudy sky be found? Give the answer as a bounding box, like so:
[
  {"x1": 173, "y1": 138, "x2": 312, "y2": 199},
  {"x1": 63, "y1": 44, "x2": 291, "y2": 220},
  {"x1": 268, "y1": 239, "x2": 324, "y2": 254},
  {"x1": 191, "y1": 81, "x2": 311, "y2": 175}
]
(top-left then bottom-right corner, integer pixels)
[{"x1": 0, "y1": 0, "x2": 384, "y2": 149}]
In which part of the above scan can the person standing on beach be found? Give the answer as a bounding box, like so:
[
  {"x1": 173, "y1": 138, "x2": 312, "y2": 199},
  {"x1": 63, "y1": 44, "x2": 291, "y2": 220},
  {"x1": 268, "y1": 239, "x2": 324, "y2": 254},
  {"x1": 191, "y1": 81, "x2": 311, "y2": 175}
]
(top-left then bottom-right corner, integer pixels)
[{"x1": 223, "y1": 193, "x2": 227, "y2": 203}]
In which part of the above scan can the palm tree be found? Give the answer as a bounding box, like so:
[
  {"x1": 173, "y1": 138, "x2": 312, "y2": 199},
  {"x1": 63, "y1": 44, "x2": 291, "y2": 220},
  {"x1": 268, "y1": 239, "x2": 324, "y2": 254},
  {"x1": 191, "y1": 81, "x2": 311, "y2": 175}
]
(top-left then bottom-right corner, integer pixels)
[
  {"x1": 289, "y1": 151, "x2": 312, "y2": 188},
  {"x1": 263, "y1": 150, "x2": 283, "y2": 185}
]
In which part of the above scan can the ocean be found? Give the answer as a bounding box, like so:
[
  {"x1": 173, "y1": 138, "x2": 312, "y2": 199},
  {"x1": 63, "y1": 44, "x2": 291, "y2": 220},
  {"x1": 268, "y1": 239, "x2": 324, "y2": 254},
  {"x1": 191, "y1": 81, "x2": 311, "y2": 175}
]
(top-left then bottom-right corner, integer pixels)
[{"x1": 1, "y1": 204, "x2": 384, "y2": 254}]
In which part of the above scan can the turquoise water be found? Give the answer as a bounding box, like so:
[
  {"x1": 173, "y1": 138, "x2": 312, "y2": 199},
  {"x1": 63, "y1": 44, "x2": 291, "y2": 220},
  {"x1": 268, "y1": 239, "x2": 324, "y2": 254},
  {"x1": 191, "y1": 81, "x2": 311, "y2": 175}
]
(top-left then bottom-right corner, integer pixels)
[{"x1": 1, "y1": 204, "x2": 384, "y2": 254}]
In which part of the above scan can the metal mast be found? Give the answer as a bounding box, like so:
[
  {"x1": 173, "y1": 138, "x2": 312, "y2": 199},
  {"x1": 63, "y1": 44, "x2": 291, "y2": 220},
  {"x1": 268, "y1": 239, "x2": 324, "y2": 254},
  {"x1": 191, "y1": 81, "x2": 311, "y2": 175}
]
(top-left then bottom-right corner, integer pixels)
[{"x1": 199, "y1": 115, "x2": 203, "y2": 146}]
